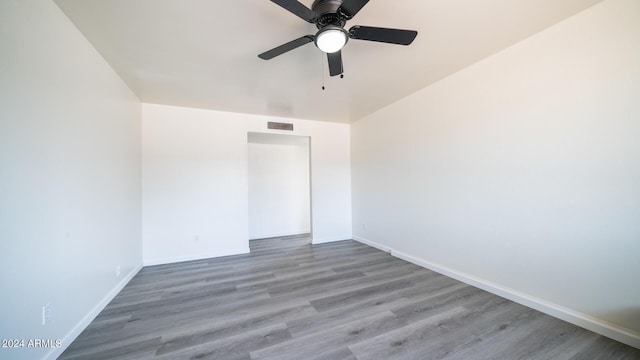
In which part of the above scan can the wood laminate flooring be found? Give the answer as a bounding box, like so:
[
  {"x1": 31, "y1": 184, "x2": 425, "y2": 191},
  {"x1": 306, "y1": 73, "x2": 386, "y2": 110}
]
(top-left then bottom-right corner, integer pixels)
[{"x1": 60, "y1": 235, "x2": 640, "y2": 359}]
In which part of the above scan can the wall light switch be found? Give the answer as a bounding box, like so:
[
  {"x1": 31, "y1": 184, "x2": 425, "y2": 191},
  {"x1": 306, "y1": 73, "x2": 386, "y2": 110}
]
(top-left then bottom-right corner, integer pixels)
[{"x1": 42, "y1": 303, "x2": 51, "y2": 325}]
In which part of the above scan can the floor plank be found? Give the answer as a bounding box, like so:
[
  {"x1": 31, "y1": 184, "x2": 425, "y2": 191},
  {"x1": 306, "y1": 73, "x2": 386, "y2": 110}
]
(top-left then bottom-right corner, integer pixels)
[{"x1": 60, "y1": 235, "x2": 640, "y2": 359}]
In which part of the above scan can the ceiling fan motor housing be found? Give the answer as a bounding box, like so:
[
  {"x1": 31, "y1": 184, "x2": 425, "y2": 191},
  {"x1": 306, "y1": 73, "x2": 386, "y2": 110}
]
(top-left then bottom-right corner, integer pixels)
[{"x1": 312, "y1": 0, "x2": 347, "y2": 28}]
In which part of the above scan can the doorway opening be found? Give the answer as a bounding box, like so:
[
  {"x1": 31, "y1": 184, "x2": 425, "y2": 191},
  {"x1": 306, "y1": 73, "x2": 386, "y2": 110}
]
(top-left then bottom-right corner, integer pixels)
[{"x1": 247, "y1": 132, "x2": 311, "y2": 250}]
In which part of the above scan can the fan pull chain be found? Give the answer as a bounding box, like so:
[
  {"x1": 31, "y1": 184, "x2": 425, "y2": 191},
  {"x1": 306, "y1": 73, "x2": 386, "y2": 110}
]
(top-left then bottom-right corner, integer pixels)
[{"x1": 321, "y1": 52, "x2": 326, "y2": 90}]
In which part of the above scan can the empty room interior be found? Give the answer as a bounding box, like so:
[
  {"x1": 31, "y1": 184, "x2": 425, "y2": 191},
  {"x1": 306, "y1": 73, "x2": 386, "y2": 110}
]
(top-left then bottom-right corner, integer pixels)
[{"x1": 2, "y1": 0, "x2": 640, "y2": 359}]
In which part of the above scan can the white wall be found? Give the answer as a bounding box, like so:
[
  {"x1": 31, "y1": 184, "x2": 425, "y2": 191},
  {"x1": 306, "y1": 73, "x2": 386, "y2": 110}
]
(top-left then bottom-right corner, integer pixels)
[
  {"x1": 142, "y1": 104, "x2": 351, "y2": 265},
  {"x1": 0, "y1": 1, "x2": 143, "y2": 359},
  {"x1": 351, "y1": 0, "x2": 640, "y2": 348},
  {"x1": 248, "y1": 133, "x2": 310, "y2": 239}
]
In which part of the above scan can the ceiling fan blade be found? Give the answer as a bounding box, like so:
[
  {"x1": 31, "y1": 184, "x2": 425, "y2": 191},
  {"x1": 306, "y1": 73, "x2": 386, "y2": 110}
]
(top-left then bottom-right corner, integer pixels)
[
  {"x1": 339, "y1": 0, "x2": 370, "y2": 19},
  {"x1": 258, "y1": 35, "x2": 315, "y2": 60},
  {"x1": 270, "y1": 0, "x2": 317, "y2": 22},
  {"x1": 327, "y1": 51, "x2": 343, "y2": 77},
  {"x1": 349, "y1": 25, "x2": 418, "y2": 45}
]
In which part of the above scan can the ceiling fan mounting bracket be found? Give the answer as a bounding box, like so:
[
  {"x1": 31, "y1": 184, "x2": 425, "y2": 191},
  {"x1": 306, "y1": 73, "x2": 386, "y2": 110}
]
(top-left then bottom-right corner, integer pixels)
[{"x1": 311, "y1": 0, "x2": 343, "y2": 16}]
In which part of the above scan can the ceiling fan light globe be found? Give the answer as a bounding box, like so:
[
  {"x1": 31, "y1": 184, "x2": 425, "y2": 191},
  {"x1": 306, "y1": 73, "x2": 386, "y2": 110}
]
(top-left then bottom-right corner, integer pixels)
[{"x1": 315, "y1": 27, "x2": 348, "y2": 53}]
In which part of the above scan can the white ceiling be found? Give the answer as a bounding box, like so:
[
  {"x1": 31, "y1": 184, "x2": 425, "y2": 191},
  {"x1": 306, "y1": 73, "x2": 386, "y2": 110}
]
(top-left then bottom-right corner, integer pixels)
[{"x1": 54, "y1": 0, "x2": 603, "y2": 123}]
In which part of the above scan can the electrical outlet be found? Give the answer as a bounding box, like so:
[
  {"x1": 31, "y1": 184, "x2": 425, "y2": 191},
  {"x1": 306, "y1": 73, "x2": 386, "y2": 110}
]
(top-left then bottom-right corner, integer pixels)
[
  {"x1": 116, "y1": 265, "x2": 121, "y2": 277},
  {"x1": 42, "y1": 303, "x2": 51, "y2": 325},
  {"x1": 362, "y1": 223, "x2": 368, "y2": 230},
  {"x1": 194, "y1": 235, "x2": 200, "y2": 242}
]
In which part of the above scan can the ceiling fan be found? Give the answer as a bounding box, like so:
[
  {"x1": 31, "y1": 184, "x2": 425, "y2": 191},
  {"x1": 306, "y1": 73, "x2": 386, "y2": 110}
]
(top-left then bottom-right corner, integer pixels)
[{"x1": 258, "y1": 0, "x2": 418, "y2": 77}]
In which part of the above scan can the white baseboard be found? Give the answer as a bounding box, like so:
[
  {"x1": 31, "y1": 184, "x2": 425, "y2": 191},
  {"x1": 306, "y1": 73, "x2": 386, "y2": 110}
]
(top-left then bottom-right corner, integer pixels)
[
  {"x1": 352, "y1": 235, "x2": 392, "y2": 253},
  {"x1": 143, "y1": 247, "x2": 250, "y2": 266},
  {"x1": 352, "y1": 235, "x2": 640, "y2": 350},
  {"x1": 249, "y1": 231, "x2": 311, "y2": 240},
  {"x1": 45, "y1": 264, "x2": 143, "y2": 360},
  {"x1": 312, "y1": 235, "x2": 352, "y2": 245}
]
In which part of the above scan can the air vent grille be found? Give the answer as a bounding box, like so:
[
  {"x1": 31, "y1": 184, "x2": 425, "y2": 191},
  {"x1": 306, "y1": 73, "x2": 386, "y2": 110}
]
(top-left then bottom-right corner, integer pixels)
[{"x1": 267, "y1": 122, "x2": 294, "y2": 131}]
